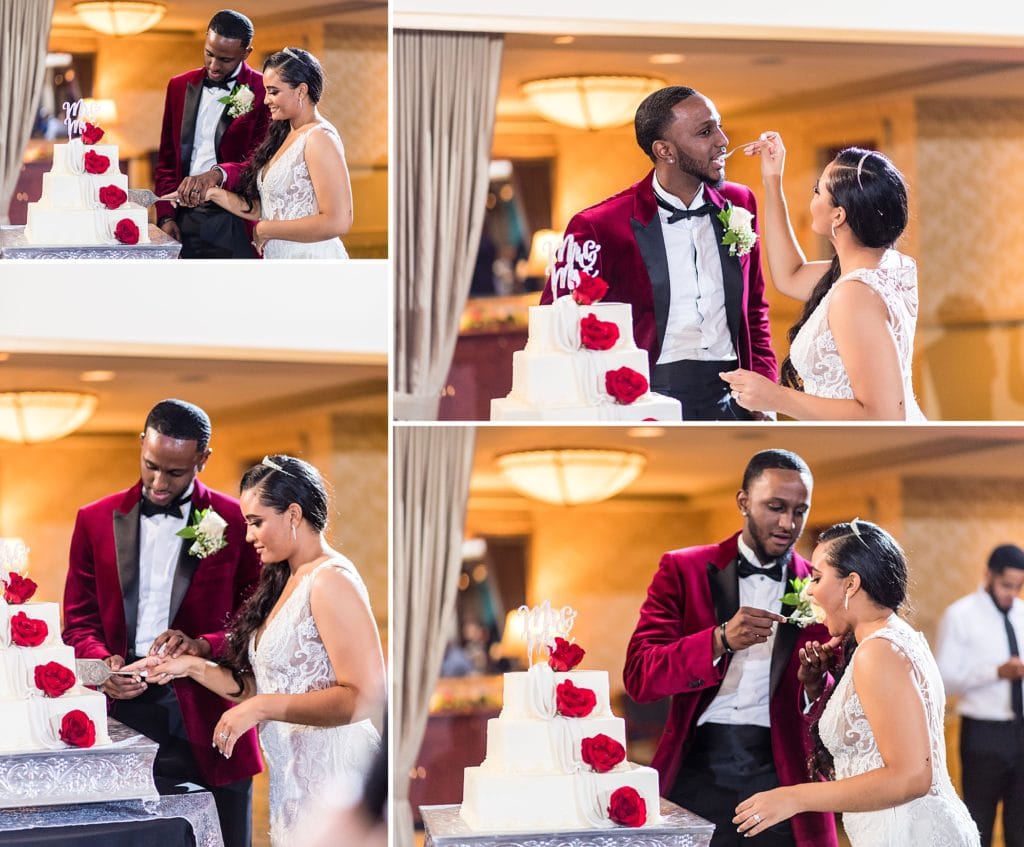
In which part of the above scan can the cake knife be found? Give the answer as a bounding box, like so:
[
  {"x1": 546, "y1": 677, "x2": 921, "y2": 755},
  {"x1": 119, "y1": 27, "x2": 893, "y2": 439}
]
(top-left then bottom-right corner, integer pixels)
[
  {"x1": 126, "y1": 188, "x2": 161, "y2": 207},
  {"x1": 75, "y1": 659, "x2": 148, "y2": 686}
]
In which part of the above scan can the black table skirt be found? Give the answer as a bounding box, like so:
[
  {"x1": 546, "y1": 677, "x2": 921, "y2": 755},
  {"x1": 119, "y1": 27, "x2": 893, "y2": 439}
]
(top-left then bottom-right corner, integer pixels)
[{"x1": 0, "y1": 817, "x2": 194, "y2": 846}]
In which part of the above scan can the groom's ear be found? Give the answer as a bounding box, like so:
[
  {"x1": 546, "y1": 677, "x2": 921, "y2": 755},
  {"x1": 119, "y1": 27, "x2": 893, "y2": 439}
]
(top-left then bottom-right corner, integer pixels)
[
  {"x1": 196, "y1": 447, "x2": 212, "y2": 472},
  {"x1": 651, "y1": 140, "x2": 672, "y2": 163}
]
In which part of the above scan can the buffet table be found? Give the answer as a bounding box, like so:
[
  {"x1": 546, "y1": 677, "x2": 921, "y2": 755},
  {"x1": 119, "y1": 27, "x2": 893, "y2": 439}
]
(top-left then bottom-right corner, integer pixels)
[{"x1": 0, "y1": 226, "x2": 181, "y2": 260}]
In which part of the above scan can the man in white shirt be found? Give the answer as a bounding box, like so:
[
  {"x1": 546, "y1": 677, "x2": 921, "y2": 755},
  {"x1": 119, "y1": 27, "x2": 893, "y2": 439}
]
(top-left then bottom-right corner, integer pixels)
[{"x1": 937, "y1": 544, "x2": 1024, "y2": 847}]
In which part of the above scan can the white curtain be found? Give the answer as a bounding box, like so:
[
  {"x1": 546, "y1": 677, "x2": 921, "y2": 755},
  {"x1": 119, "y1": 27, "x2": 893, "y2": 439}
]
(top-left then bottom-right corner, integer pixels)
[
  {"x1": 393, "y1": 426, "x2": 477, "y2": 847},
  {"x1": 394, "y1": 30, "x2": 503, "y2": 420},
  {"x1": 0, "y1": 0, "x2": 54, "y2": 225}
]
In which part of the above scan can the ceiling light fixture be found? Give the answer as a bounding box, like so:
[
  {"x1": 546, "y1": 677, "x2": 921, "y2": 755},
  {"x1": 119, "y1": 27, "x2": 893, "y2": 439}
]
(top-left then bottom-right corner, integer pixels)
[
  {"x1": 520, "y1": 75, "x2": 665, "y2": 131},
  {"x1": 73, "y1": 2, "x2": 166, "y2": 36},
  {"x1": 496, "y1": 448, "x2": 646, "y2": 506},
  {"x1": 0, "y1": 391, "x2": 98, "y2": 444}
]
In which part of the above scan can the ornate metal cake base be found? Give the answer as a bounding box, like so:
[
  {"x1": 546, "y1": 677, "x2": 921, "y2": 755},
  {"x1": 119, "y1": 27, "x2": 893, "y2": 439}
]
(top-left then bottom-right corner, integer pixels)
[
  {"x1": 420, "y1": 800, "x2": 715, "y2": 847},
  {"x1": 0, "y1": 225, "x2": 182, "y2": 259},
  {"x1": 0, "y1": 718, "x2": 159, "y2": 809}
]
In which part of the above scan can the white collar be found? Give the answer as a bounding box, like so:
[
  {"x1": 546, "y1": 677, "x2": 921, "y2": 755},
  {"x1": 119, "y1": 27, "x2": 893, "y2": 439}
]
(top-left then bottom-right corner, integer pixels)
[
  {"x1": 652, "y1": 173, "x2": 706, "y2": 211},
  {"x1": 737, "y1": 534, "x2": 777, "y2": 570}
]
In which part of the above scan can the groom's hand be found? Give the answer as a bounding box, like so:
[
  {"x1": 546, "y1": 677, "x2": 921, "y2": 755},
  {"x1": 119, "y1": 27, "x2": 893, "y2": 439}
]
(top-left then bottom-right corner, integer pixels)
[
  {"x1": 720, "y1": 607, "x2": 787, "y2": 655},
  {"x1": 176, "y1": 169, "x2": 222, "y2": 207},
  {"x1": 102, "y1": 655, "x2": 147, "y2": 700},
  {"x1": 150, "y1": 629, "x2": 211, "y2": 660}
]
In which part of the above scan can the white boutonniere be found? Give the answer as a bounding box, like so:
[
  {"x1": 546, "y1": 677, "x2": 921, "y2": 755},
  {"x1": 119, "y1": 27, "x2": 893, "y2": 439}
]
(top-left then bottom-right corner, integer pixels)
[
  {"x1": 219, "y1": 84, "x2": 255, "y2": 118},
  {"x1": 782, "y1": 577, "x2": 827, "y2": 627},
  {"x1": 717, "y1": 202, "x2": 757, "y2": 257},
  {"x1": 176, "y1": 508, "x2": 228, "y2": 559}
]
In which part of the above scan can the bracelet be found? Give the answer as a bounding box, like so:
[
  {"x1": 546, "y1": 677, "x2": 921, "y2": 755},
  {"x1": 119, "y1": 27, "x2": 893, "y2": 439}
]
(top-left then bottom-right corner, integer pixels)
[{"x1": 719, "y1": 622, "x2": 735, "y2": 654}]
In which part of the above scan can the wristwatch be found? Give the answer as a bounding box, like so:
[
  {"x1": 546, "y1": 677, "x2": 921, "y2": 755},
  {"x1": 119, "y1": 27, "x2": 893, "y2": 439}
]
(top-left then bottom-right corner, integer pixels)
[{"x1": 719, "y1": 622, "x2": 735, "y2": 654}]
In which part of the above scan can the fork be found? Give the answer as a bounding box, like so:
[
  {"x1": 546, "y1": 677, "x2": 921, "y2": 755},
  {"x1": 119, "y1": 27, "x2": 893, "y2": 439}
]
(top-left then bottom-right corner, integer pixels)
[{"x1": 721, "y1": 140, "x2": 761, "y2": 160}]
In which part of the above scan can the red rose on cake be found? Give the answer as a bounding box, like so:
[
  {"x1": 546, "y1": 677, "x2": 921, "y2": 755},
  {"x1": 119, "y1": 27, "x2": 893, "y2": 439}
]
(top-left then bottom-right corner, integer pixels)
[
  {"x1": 114, "y1": 219, "x2": 140, "y2": 245},
  {"x1": 581, "y1": 733, "x2": 625, "y2": 773},
  {"x1": 81, "y1": 122, "x2": 105, "y2": 145},
  {"x1": 571, "y1": 272, "x2": 609, "y2": 306},
  {"x1": 605, "y1": 367, "x2": 648, "y2": 405},
  {"x1": 34, "y1": 661, "x2": 76, "y2": 698},
  {"x1": 59, "y1": 710, "x2": 97, "y2": 748},
  {"x1": 579, "y1": 313, "x2": 620, "y2": 351},
  {"x1": 548, "y1": 636, "x2": 585, "y2": 671},
  {"x1": 10, "y1": 611, "x2": 48, "y2": 647},
  {"x1": 608, "y1": 786, "x2": 646, "y2": 827},
  {"x1": 555, "y1": 678, "x2": 596, "y2": 718},
  {"x1": 3, "y1": 572, "x2": 37, "y2": 603},
  {"x1": 98, "y1": 185, "x2": 127, "y2": 210},
  {"x1": 83, "y1": 150, "x2": 110, "y2": 175}
]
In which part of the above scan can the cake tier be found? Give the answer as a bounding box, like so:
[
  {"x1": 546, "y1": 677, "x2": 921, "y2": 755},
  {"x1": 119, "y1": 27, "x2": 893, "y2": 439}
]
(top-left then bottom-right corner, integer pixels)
[
  {"x1": 51, "y1": 142, "x2": 121, "y2": 177},
  {"x1": 501, "y1": 669, "x2": 612, "y2": 720},
  {"x1": 461, "y1": 762, "x2": 662, "y2": 832},
  {"x1": 0, "y1": 644, "x2": 76, "y2": 699},
  {"x1": 1, "y1": 602, "x2": 62, "y2": 649},
  {"x1": 492, "y1": 393, "x2": 682, "y2": 421},
  {"x1": 25, "y1": 204, "x2": 150, "y2": 245},
  {"x1": 525, "y1": 303, "x2": 638, "y2": 355},
  {"x1": 37, "y1": 171, "x2": 130, "y2": 209},
  {"x1": 508, "y1": 347, "x2": 651, "y2": 408},
  {"x1": 0, "y1": 686, "x2": 110, "y2": 753},
  {"x1": 481, "y1": 714, "x2": 627, "y2": 774}
]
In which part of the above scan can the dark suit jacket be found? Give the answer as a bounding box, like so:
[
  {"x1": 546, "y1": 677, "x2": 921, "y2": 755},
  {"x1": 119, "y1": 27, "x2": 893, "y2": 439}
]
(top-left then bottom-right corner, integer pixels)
[
  {"x1": 624, "y1": 532, "x2": 837, "y2": 847},
  {"x1": 62, "y1": 479, "x2": 263, "y2": 787},
  {"x1": 541, "y1": 171, "x2": 777, "y2": 382},
  {"x1": 154, "y1": 63, "x2": 270, "y2": 223}
]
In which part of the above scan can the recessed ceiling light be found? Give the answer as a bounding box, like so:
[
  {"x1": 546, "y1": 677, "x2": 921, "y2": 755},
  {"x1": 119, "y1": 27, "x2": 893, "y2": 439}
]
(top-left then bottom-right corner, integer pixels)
[
  {"x1": 627, "y1": 426, "x2": 665, "y2": 439},
  {"x1": 553, "y1": 35, "x2": 575, "y2": 45},
  {"x1": 650, "y1": 54, "x2": 685, "y2": 65},
  {"x1": 79, "y1": 370, "x2": 115, "y2": 382}
]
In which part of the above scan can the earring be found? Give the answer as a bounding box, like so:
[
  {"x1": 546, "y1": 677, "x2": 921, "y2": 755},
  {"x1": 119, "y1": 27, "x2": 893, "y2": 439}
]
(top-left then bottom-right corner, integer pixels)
[
  {"x1": 291, "y1": 524, "x2": 297, "y2": 540},
  {"x1": 844, "y1": 592, "x2": 850, "y2": 611},
  {"x1": 831, "y1": 223, "x2": 837, "y2": 239}
]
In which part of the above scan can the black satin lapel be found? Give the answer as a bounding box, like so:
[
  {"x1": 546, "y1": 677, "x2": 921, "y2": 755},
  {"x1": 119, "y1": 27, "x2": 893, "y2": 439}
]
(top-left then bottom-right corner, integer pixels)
[
  {"x1": 113, "y1": 505, "x2": 140, "y2": 653},
  {"x1": 214, "y1": 106, "x2": 233, "y2": 162},
  {"x1": 168, "y1": 505, "x2": 200, "y2": 627},
  {"x1": 711, "y1": 210, "x2": 743, "y2": 349},
  {"x1": 770, "y1": 558, "x2": 799, "y2": 697},
  {"x1": 180, "y1": 81, "x2": 202, "y2": 174},
  {"x1": 707, "y1": 558, "x2": 740, "y2": 625},
  {"x1": 631, "y1": 215, "x2": 671, "y2": 352}
]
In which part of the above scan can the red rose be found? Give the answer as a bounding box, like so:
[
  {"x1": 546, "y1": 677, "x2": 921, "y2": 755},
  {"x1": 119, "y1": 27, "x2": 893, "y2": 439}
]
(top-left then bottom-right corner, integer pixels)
[
  {"x1": 608, "y1": 786, "x2": 646, "y2": 827},
  {"x1": 581, "y1": 733, "x2": 625, "y2": 773},
  {"x1": 579, "y1": 313, "x2": 620, "y2": 351},
  {"x1": 59, "y1": 710, "x2": 96, "y2": 748},
  {"x1": 114, "y1": 218, "x2": 139, "y2": 245},
  {"x1": 98, "y1": 185, "x2": 127, "y2": 210},
  {"x1": 571, "y1": 272, "x2": 609, "y2": 306},
  {"x1": 4, "y1": 572, "x2": 37, "y2": 603},
  {"x1": 605, "y1": 367, "x2": 648, "y2": 405},
  {"x1": 34, "y1": 661, "x2": 75, "y2": 698},
  {"x1": 555, "y1": 679, "x2": 596, "y2": 718},
  {"x1": 10, "y1": 611, "x2": 48, "y2": 647},
  {"x1": 82, "y1": 122, "x2": 105, "y2": 144},
  {"x1": 83, "y1": 150, "x2": 110, "y2": 174},
  {"x1": 548, "y1": 637, "x2": 585, "y2": 672}
]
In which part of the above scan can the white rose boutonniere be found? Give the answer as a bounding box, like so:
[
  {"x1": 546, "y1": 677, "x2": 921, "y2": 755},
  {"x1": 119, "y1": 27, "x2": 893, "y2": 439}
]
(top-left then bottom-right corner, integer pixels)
[
  {"x1": 717, "y1": 202, "x2": 758, "y2": 257},
  {"x1": 783, "y1": 577, "x2": 827, "y2": 627},
  {"x1": 177, "y1": 508, "x2": 229, "y2": 559},
  {"x1": 219, "y1": 84, "x2": 255, "y2": 118}
]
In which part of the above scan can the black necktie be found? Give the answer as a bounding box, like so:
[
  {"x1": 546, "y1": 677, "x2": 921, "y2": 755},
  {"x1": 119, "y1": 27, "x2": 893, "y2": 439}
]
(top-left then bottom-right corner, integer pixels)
[
  {"x1": 1001, "y1": 608, "x2": 1024, "y2": 722},
  {"x1": 656, "y1": 195, "x2": 715, "y2": 224},
  {"x1": 736, "y1": 557, "x2": 784, "y2": 582},
  {"x1": 139, "y1": 496, "x2": 188, "y2": 519},
  {"x1": 202, "y1": 77, "x2": 233, "y2": 90}
]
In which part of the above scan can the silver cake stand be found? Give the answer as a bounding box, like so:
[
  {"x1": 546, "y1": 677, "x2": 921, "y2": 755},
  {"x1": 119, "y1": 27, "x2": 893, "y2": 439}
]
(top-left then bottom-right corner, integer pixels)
[
  {"x1": 0, "y1": 718, "x2": 159, "y2": 809},
  {"x1": 0, "y1": 225, "x2": 182, "y2": 260},
  {"x1": 420, "y1": 800, "x2": 715, "y2": 847}
]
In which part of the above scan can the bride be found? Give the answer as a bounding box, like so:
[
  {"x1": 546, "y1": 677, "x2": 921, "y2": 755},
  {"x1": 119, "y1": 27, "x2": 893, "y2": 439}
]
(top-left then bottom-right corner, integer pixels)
[
  {"x1": 129, "y1": 455, "x2": 384, "y2": 846},
  {"x1": 720, "y1": 134, "x2": 925, "y2": 420},
  {"x1": 733, "y1": 520, "x2": 978, "y2": 846},
  {"x1": 204, "y1": 48, "x2": 353, "y2": 258}
]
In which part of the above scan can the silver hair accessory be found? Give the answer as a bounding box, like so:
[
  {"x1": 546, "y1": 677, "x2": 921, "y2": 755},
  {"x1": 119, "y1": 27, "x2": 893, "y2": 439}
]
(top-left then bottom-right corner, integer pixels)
[
  {"x1": 261, "y1": 456, "x2": 294, "y2": 476},
  {"x1": 849, "y1": 517, "x2": 870, "y2": 547},
  {"x1": 855, "y1": 151, "x2": 871, "y2": 189}
]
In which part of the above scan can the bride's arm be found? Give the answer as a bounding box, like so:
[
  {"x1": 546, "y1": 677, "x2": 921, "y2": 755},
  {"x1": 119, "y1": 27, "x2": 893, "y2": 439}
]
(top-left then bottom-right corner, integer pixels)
[
  {"x1": 204, "y1": 186, "x2": 262, "y2": 221},
  {"x1": 735, "y1": 637, "x2": 933, "y2": 836},
  {"x1": 253, "y1": 129, "x2": 354, "y2": 244}
]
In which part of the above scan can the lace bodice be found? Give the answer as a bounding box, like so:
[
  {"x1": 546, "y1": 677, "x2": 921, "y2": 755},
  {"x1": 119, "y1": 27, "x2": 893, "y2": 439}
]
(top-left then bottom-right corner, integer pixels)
[
  {"x1": 789, "y1": 250, "x2": 924, "y2": 420},
  {"x1": 249, "y1": 557, "x2": 381, "y2": 846},
  {"x1": 256, "y1": 121, "x2": 348, "y2": 259},
  {"x1": 818, "y1": 619, "x2": 979, "y2": 846}
]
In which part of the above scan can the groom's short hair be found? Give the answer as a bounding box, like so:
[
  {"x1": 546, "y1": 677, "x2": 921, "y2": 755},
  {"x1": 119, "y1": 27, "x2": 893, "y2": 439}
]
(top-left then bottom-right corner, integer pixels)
[
  {"x1": 208, "y1": 9, "x2": 254, "y2": 47},
  {"x1": 144, "y1": 399, "x2": 212, "y2": 452},
  {"x1": 741, "y1": 449, "x2": 811, "y2": 491},
  {"x1": 635, "y1": 85, "x2": 697, "y2": 163},
  {"x1": 988, "y1": 544, "x2": 1024, "y2": 574}
]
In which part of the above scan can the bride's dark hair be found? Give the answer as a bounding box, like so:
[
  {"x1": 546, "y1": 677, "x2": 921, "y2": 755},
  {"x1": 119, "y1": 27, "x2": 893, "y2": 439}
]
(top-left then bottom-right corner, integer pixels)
[
  {"x1": 236, "y1": 48, "x2": 325, "y2": 208},
  {"x1": 221, "y1": 455, "x2": 329, "y2": 679},
  {"x1": 807, "y1": 520, "x2": 910, "y2": 780},
  {"x1": 779, "y1": 148, "x2": 910, "y2": 390}
]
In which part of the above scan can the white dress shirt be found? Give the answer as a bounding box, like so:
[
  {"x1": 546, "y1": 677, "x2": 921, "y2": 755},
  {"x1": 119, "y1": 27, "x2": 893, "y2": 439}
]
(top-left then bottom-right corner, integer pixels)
[
  {"x1": 936, "y1": 587, "x2": 1024, "y2": 721},
  {"x1": 189, "y1": 71, "x2": 239, "y2": 176},
  {"x1": 699, "y1": 536, "x2": 786, "y2": 728},
  {"x1": 134, "y1": 482, "x2": 193, "y2": 656},
  {"x1": 652, "y1": 175, "x2": 736, "y2": 366}
]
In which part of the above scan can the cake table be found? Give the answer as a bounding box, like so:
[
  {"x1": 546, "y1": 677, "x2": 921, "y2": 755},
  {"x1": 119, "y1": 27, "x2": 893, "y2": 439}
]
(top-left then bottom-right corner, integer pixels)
[
  {"x1": 420, "y1": 800, "x2": 715, "y2": 847},
  {"x1": 0, "y1": 225, "x2": 181, "y2": 260}
]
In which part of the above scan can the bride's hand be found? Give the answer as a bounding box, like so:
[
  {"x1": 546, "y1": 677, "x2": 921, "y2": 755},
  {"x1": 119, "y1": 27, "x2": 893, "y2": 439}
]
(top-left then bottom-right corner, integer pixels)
[
  {"x1": 212, "y1": 697, "x2": 263, "y2": 759},
  {"x1": 734, "y1": 787, "x2": 801, "y2": 838},
  {"x1": 719, "y1": 368, "x2": 781, "y2": 413},
  {"x1": 746, "y1": 131, "x2": 786, "y2": 182},
  {"x1": 204, "y1": 186, "x2": 225, "y2": 205},
  {"x1": 146, "y1": 655, "x2": 200, "y2": 684},
  {"x1": 252, "y1": 221, "x2": 268, "y2": 254}
]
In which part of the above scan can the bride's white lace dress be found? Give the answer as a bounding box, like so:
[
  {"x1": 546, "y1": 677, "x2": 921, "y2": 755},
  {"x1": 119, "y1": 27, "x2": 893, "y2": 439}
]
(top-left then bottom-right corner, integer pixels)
[
  {"x1": 256, "y1": 121, "x2": 349, "y2": 259},
  {"x1": 249, "y1": 557, "x2": 381, "y2": 846},
  {"x1": 789, "y1": 249, "x2": 925, "y2": 420},
  {"x1": 818, "y1": 618, "x2": 979, "y2": 846}
]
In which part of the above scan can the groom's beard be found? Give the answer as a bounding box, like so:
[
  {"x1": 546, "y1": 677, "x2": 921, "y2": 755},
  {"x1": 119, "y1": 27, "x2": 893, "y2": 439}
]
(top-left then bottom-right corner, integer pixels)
[{"x1": 674, "y1": 148, "x2": 725, "y2": 190}]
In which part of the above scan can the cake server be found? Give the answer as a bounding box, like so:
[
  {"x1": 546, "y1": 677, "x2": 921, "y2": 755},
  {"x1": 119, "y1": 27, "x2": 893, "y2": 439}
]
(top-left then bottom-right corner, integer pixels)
[
  {"x1": 76, "y1": 659, "x2": 148, "y2": 686},
  {"x1": 126, "y1": 188, "x2": 161, "y2": 207}
]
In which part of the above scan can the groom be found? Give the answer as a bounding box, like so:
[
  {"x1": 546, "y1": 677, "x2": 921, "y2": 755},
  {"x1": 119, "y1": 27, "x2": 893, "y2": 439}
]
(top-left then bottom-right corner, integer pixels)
[
  {"x1": 62, "y1": 399, "x2": 262, "y2": 847},
  {"x1": 624, "y1": 449, "x2": 837, "y2": 847},
  {"x1": 541, "y1": 86, "x2": 776, "y2": 420},
  {"x1": 154, "y1": 9, "x2": 271, "y2": 258}
]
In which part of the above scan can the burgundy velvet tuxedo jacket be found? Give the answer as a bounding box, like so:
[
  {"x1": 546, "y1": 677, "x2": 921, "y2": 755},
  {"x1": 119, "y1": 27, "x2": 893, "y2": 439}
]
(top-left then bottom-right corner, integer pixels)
[
  {"x1": 541, "y1": 171, "x2": 778, "y2": 381},
  {"x1": 624, "y1": 532, "x2": 837, "y2": 847},
  {"x1": 62, "y1": 479, "x2": 263, "y2": 787},
  {"x1": 154, "y1": 63, "x2": 271, "y2": 223}
]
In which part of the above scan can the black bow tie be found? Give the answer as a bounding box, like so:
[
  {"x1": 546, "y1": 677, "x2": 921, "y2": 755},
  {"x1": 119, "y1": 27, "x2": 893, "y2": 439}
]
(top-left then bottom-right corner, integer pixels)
[
  {"x1": 203, "y1": 77, "x2": 233, "y2": 91},
  {"x1": 736, "y1": 556, "x2": 784, "y2": 581},
  {"x1": 140, "y1": 496, "x2": 190, "y2": 519},
  {"x1": 656, "y1": 195, "x2": 715, "y2": 224}
]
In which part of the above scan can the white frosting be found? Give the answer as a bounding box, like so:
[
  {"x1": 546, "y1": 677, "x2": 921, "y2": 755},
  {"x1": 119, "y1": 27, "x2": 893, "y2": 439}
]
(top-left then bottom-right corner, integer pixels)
[
  {"x1": 0, "y1": 601, "x2": 61, "y2": 649},
  {"x1": 25, "y1": 205, "x2": 150, "y2": 246}
]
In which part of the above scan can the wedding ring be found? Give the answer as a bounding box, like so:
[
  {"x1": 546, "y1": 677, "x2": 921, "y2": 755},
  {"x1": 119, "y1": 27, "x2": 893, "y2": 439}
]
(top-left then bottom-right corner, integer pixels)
[
  {"x1": 753, "y1": 814, "x2": 762, "y2": 824},
  {"x1": 218, "y1": 732, "x2": 229, "y2": 740}
]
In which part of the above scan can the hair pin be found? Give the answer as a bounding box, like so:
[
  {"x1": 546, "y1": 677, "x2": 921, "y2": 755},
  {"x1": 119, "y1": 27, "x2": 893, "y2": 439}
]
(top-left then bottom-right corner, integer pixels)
[
  {"x1": 850, "y1": 517, "x2": 870, "y2": 547},
  {"x1": 261, "y1": 455, "x2": 294, "y2": 476},
  {"x1": 855, "y1": 151, "x2": 871, "y2": 189}
]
